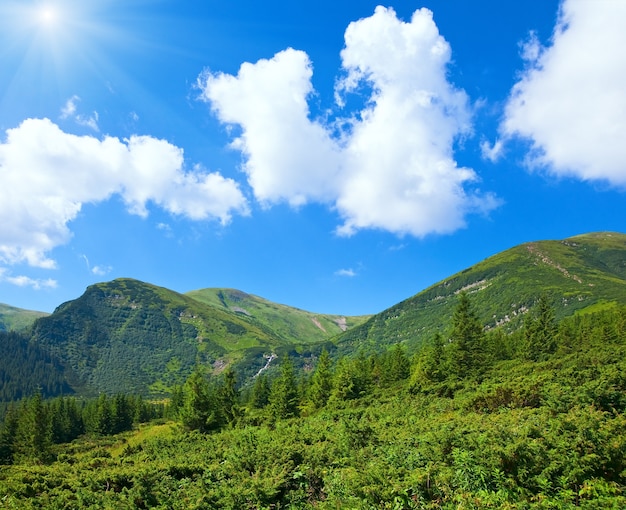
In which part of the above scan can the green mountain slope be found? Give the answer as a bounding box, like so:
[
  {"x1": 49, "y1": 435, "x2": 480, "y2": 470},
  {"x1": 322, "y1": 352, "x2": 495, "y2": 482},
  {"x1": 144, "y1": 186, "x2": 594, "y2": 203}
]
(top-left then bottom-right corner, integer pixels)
[
  {"x1": 26, "y1": 279, "x2": 365, "y2": 396},
  {"x1": 29, "y1": 278, "x2": 293, "y2": 396},
  {"x1": 0, "y1": 303, "x2": 48, "y2": 332},
  {"x1": 186, "y1": 288, "x2": 370, "y2": 345},
  {"x1": 337, "y1": 231, "x2": 626, "y2": 353}
]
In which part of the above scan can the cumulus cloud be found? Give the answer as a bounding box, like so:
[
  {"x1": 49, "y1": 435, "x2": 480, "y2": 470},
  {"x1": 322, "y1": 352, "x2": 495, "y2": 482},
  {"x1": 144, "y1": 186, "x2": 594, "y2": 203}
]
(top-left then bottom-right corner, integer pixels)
[
  {"x1": 0, "y1": 118, "x2": 249, "y2": 268},
  {"x1": 199, "y1": 49, "x2": 342, "y2": 207},
  {"x1": 502, "y1": 0, "x2": 626, "y2": 186},
  {"x1": 198, "y1": 6, "x2": 498, "y2": 237}
]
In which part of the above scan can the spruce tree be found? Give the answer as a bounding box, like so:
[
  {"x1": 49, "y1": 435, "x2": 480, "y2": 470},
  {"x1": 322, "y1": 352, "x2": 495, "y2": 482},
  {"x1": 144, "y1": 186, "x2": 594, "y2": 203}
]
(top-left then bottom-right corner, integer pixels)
[
  {"x1": 450, "y1": 292, "x2": 487, "y2": 379},
  {"x1": 308, "y1": 349, "x2": 333, "y2": 409},
  {"x1": 524, "y1": 294, "x2": 558, "y2": 361},
  {"x1": 217, "y1": 367, "x2": 240, "y2": 426},
  {"x1": 268, "y1": 355, "x2": 299, "y2": 419}
]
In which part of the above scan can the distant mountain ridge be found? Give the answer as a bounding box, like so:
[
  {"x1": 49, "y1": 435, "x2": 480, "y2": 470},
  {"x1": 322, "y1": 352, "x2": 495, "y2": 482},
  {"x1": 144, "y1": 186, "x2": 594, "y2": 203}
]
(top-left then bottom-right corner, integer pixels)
[
  {"x1": 0, "y1": 303, "x2": 48, "y2": 332},
  {"x1": 1, "y1": 231, "x2": 625, "y2": 399},
  {"x1": 336, "y1": 231, "x2": 626, "y2": 353},
  {"x1": 186, "y1": 287, "x2": 367, "y2": 344}
]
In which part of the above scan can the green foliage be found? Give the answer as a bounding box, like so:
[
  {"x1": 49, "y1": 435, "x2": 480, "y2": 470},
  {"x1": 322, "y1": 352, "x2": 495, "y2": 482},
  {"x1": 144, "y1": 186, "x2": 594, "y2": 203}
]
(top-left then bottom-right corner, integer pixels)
[
  {"x1": 1, "y1": 304, "x2": 626, "y2": 508},
  {"x1": 268, "y1": 355, "x2": 299, "y2": 420},
  {"x1": 0, "y1": 330, "x2": 74, "y2": 402},
  {"x1": 307, "y1": 348, "x2": 333, "y2": 409}
]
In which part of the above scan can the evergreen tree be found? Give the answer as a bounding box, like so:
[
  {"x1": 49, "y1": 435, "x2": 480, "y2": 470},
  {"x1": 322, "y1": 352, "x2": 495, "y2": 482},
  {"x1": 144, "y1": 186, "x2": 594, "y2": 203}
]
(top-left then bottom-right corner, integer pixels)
[
  {"x1": 250, "y1": 374, "x2": 270, "y2": 409},
  {"x1": 50, "y1": 397, "x2": 84, "y2": 444},
  {"x1": 423, "y1": 332, "x2": 447, "y2": 382},
  {"x1": 524, "y1": 294, "x2": 558, "y2": 361},
  {"x1": 449, "y1": 292, "x2": 487, "y2": 379},
  {"x1": 268, "y1": 355, "x2": 299, "y2": 420},
  {"x1": 112, "y1": 394, "x2": 134, "y2": 434},
  {"x1": 308, "y1": 349, "x2": 333, "y2": 409},
  {"x1": 0, "y1": 404, "x2": 19, "y2": 464},
  {"x1": 386, "y1": 344, "x2": 411, "y2": 384},
  {"x1": 14, "y1": 391, "x2": 52, "y2": 462},
  {"x1": 217, "y1": 368, "x2": 240, "y2": 426},
  {"x1": 180, "y1": 367, "x2": 220, "y2": 432}
]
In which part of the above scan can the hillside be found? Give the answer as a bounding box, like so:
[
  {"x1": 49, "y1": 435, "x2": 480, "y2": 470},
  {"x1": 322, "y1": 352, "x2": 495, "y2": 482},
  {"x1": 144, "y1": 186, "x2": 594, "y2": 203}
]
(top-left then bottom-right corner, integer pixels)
[
  {"x1": 28, "y1": 278, "x2": 290, "y2": 395},
  {"x1": 0, "y1": 303, "x2": 48, "y2": 332},
  {"x1": 26, "y1": 279, "x2": 366, "y2": 397},
  {"x1": 336, "y1": 232, "x2": 626, "y2": 353},
  {"x1": 186, "y1": 287, "x2": 370, "y2": 345}
]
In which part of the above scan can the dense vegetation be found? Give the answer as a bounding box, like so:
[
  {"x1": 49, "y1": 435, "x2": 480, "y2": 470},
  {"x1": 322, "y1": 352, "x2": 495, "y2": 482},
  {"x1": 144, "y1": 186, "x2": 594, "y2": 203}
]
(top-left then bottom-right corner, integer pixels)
[
  {"x1": 1, "y1": 233, "x2": 623, "y2": 402},
  {"x1": 2, "y1": 295, "x2": 625, "y2": 508},
  {"x1": 0, "y1": 331, "x2": 74, "y2": 402}
]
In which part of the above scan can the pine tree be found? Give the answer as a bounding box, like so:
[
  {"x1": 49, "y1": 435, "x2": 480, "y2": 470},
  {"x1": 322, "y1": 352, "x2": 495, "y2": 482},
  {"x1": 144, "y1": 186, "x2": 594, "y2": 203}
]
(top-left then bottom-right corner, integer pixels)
[
  {"x1": 0, "y1": 404, "x2": 19, "y2": 464},
  {"x1": 180, "y1": 367, "x2": 217, "y2": 432},
  {"x1": 14, "y1": 391, "x2": 52, "y2": 462},
  {"x1": 250, "y1": 374, "x2": 270, "y2": 409},
  {"x1": 387, "y1": 344, "x2": 411, "y2": 383}
]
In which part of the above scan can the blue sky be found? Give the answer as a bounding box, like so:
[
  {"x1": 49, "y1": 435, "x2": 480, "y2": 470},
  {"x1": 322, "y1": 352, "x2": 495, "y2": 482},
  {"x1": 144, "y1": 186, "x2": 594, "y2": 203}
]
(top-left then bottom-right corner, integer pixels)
[{"x1": 1, "y1": 0, "x2": 625, "y2": 315}]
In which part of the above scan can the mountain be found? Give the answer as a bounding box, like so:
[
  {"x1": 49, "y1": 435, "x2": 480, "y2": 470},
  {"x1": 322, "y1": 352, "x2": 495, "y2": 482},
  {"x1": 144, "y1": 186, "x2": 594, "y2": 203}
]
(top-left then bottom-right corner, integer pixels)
[
  {"x1": 27, "y1": 279, "x2": 366, "y2": 396},
  {"x1": 6, "y1": 231, "x2": 626, "y2": 399},
  {"x1": 186, "y1": 288, "x2": 369, "y2": 345},
  {"x1": 336, "y1": 232, "x2": 626, "y2": 353},
  {"x1": 0, "y1": 303, "x2": 48, "y2": 332}
]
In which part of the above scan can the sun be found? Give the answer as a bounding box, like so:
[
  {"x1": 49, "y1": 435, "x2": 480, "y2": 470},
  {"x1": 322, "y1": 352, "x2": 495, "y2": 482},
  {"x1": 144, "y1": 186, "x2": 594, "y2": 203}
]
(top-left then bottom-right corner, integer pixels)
[{"x1": 38, "y1": 5, "x2": 59, "y2": 27}]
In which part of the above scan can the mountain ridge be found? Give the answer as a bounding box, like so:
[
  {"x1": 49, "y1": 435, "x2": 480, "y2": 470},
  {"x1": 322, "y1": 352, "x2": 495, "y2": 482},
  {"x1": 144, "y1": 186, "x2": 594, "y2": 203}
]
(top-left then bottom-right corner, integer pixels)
[
  {"x1": 335, "y1": 231, "x2": 626, "y2": 353},
  {"x1": 1, "y1": 231, "x2": 624, "y2": 399}
]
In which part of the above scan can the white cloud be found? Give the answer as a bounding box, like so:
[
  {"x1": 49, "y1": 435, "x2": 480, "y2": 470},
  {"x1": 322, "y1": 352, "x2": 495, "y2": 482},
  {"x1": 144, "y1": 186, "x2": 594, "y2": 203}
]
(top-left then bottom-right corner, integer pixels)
[
  {"x1": 60, "y1": 95, "x2": 100, "y2": 132},
  {"x1": 502, "y1": 0, "x2": 626, "y2": 186},
  {"x1": 80, "y1": 254, "x2": 112, "y2": 276},
  {"x1": 0, "y1": 118, "x2": 249, "y2": 268},
  {"x1": 335, "y1": 268, "x2": 356, "y2": 277},
  {"x1": 480, "y1": 139, "x2": 504, "y2": 162},
  {"x1": 0, "y1": 269, "x2": 57, "y2": 290},
  {"x1": 199, "y1": 49, "x2": 342, "y2": 207},
  {"x1": 198, "y1": 7, "x2": 498, "y2": 237}
]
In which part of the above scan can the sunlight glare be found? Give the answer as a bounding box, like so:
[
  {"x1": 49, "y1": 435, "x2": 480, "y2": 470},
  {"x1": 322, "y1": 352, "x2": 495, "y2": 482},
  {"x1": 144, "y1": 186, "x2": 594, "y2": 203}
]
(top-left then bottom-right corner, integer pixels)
[{"x1": 38, "y1": 6, "x2": 58, "y2": 27}]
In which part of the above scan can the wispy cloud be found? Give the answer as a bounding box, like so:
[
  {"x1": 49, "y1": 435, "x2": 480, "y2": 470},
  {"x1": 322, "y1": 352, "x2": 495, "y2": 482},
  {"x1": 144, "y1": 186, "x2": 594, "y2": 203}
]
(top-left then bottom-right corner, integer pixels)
[
  {"x1": 80, "y1": 255, "x2": 112, "y2": 276},
  {"x1": 335, "y1": 268, "x2": 357, "y2": 277},
  {"x1": 60, "y1": 95, "x2": 100, "y2": 132}
]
